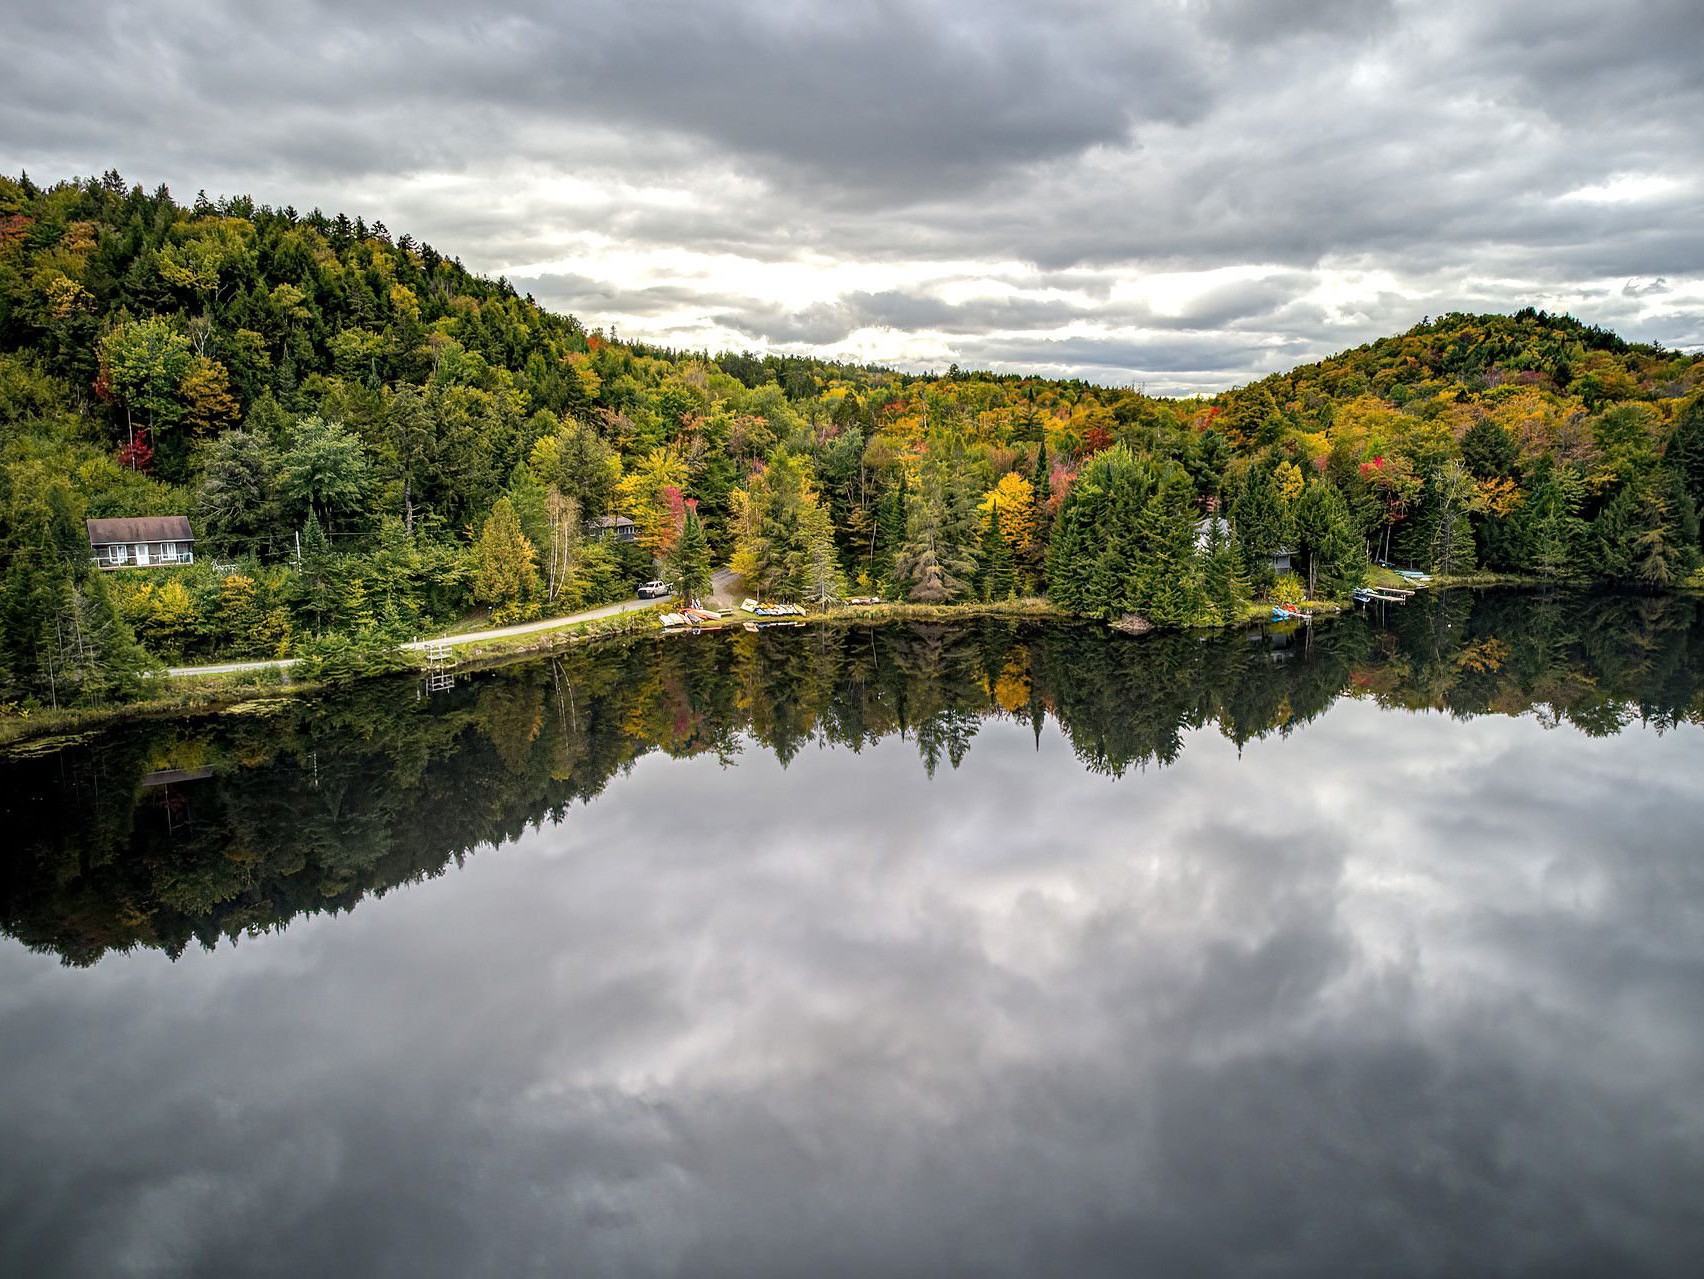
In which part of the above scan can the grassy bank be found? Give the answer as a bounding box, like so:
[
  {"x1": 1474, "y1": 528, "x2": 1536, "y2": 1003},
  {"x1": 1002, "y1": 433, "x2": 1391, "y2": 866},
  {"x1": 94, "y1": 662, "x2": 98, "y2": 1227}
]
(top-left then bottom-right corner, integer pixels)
[
  {"x1": 0, "y1": 665, "x2": 332, "y2": 752},
  {"x1": 0, "y1": 606, "x2": 673, "y2": 750},
  {"x1": 1429, "y1": 569, "x2": 1573, "y2": 588}
]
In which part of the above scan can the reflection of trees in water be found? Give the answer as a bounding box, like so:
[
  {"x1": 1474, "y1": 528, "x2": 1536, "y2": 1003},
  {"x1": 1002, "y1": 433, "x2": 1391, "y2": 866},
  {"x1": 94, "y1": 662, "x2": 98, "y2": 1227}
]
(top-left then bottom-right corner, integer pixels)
[{"x1": 4, "y1": 590, "x2": 1702, "y2": 964}]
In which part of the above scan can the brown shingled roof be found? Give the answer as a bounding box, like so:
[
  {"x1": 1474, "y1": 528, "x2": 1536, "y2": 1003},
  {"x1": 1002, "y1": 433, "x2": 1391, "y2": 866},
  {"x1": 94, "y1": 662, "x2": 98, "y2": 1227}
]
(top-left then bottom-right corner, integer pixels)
[{"x1": 86, "y1": 516, "x2": 193, "y2": 545}]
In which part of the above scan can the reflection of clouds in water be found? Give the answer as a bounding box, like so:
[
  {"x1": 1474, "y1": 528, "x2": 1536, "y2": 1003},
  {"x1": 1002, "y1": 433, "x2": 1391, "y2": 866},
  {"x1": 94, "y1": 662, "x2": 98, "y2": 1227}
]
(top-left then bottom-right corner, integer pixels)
[{"x1": 4, "y1": 703, "x2": 1704, "y2": 1276}]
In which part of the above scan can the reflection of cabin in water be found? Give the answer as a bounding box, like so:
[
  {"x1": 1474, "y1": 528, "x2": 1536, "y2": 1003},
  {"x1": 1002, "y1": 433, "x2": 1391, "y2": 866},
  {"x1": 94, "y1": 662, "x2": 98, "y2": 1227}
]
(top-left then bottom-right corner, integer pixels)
[
  {"x1": 586, "y1": 514, "x2": 637, "y2": 542},
  {"x1": 1194, "y1": 515, "x2": 1293, "y2": 577},
  {"x1": 138, "y1": 766, "x2": 215, "y2": 788},
  {"x1": 138, "y1": 765, "x2": 215, "y2": 836},
  {"x1": 88, "y1": 516, "x2": 195, "y2": 569}
]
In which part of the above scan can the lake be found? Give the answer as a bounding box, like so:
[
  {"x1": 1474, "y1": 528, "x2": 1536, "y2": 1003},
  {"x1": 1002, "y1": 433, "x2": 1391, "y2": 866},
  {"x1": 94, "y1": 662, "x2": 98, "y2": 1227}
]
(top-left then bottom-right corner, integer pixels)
[{"x1": 3, "y1": 590, "x2": 1703, "y2": 1277}]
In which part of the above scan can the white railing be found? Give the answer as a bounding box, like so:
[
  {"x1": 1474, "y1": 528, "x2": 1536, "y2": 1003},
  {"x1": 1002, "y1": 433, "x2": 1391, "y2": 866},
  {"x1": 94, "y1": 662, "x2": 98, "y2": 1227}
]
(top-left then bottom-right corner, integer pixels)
[{"x1": 92, "y1": 547, "x2": 197, "y2": 567}]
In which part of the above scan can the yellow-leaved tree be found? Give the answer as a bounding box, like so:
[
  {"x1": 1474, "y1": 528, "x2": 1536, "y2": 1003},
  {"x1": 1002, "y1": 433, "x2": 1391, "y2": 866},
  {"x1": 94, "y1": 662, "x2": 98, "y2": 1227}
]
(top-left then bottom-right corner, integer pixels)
[
  {"x1": 980, "y1": 472, "x2": 1038, "y2": 558},
  {"x1": 615, "y1": 448, "x2": 688, "y2": 559}
]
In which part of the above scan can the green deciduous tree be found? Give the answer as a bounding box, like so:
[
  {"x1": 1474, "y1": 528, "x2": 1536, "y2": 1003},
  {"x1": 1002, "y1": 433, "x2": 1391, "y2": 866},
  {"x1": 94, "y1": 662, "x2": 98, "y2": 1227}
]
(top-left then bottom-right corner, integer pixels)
[
  {"x1": 195, "y1": 430, "x2": 276, "y2": 557},
  {"x1": 277, "y1": 415, "x2": 371, "y2": 528},
  {"x1": 98, "y1": 317, "x2": 192, "y2": 443}
]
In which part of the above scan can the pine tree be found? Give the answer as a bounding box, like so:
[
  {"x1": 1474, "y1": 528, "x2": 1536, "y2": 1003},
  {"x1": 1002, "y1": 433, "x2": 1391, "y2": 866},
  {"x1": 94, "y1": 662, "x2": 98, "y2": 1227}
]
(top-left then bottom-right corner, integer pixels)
[
  {"x1": 1461, "y1": 417, "x2": 1519, "y2": 480},
  {"x1": 1629, "y1": 476, "x2": 1693, "y2": 587},
  {"x1": 896, "y1": 465, "x2": 977, "y2": 603},
  {"x1": 1597, "y1": 470, "x2": 1701, "y2": 586},
  {"x1": 1664, "y1": 395, "x2": 1704, "y2": 535},
  {"x1": 1030, "y1": 439, "x2": 1053, "y2": 589},
  {"x1": 505, "y1": 461, "x2": 550, "y2": 555},
  {"x1": 1592, "y1": 480, "x2": 1638, "y2": 580},
  {"x1": 664, "y1": 506, "x2": 713, "y2": 605},
  {"x1": 1130, "y1": 464, "x2": 1205, "y2": 626},
  {"x1": 979, "y1": 512, "x2": 1016, "y2": 601},
  {"x1": 873, "y1": 470, "x2": 907, "y2": 591},
  {"x1": 1515, "y1": 462, "x2": 1589, "y2": 578},
  {"x1": 1413, "y1": 462, "x2": 1479, "y2": 575},
  {"x1": 801, "y1": 508, "x2": 846, "y2": 606},
  {"x1": 1229, "y1": 465, "x2": 1290, "y2": 593},
  {"x1": 1045, "y1": 476, "x2": 1099, "y2": 613},
  {"x1": 1294, "y1": 479, "x2": 1369, "y2": 596},
  {"x1": 730, "y1": 451, "x2": 842, "y2": 602},
  {"x1": 1202, "y1": 517, "x2": 1251, "y2": 624}
]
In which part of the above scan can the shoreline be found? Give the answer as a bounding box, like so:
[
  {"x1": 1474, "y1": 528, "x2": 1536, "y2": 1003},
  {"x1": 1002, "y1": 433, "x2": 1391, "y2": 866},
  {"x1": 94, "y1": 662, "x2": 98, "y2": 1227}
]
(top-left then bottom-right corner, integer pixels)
[{"x1": 0, "y1": 580, "x2": 1584, "y2": 751}]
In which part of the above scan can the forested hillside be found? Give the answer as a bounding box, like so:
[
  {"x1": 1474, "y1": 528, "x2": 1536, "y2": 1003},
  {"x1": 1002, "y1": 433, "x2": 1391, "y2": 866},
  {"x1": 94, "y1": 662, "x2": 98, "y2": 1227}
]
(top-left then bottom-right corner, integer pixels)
[{"x1": 4, "y1": 171, "x2": 1703, "y2": 711}]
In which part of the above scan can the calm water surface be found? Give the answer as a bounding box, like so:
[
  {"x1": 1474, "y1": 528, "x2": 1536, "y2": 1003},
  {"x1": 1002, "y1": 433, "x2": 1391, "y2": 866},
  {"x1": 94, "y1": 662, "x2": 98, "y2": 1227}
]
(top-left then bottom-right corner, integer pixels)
[{"x1": 3, "y1": 591, "x2": 1703, "y2": 1277}]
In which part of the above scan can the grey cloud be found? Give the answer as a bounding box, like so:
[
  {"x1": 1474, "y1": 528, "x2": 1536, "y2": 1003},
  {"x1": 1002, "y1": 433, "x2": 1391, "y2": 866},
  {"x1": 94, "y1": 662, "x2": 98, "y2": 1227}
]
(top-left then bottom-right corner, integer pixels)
[
  {"x1": 3, "y1": 0, "x2": 1703, "y2": 388},
  {"x1": 511, "y1": 274, "x2": 725, "y2": 320},
  {"x1": 6, "y1": 0, "x2": 1212, "y2": 199},
  {"x1": 691, "y1": 274, "x2": 1314, "y2": 349},
  {"x1": 1195, "y1": 0, "x2": 1398, "y2": 46},
  {"x1": 973, "y1": 332, "x2": 1298, "y2": 376},
  {"x1": 711, "y1": 290, "x2": 1102, "y2": 345}
]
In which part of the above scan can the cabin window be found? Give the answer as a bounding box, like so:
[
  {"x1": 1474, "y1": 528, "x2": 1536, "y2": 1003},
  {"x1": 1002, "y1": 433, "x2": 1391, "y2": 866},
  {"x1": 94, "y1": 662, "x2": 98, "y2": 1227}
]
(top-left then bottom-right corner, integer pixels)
[
  {"x1": 108, "y1": 544, "x2": 127, "y2": 564},
  {"x1": 163, "y1": 542, "x2": 177, "y2": 560}
]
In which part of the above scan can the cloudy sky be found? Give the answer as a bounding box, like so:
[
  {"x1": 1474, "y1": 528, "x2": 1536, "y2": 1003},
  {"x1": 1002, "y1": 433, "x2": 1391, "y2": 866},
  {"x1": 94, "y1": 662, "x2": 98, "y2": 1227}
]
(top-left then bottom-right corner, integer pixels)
[{"x1": 7, "y1": 0, "x2": 1704, "y2": 393}]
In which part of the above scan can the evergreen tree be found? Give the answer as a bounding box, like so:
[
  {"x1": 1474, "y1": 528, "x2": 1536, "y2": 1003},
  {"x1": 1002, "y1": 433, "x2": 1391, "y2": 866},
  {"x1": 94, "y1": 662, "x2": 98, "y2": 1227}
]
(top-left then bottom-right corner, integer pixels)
[
  {"x1": 1592, "y1": 479, "x2": 1639, "y2": 580},
  {"x1": 1596, "y1": 470, "x2": 1700, "y2": 586},
  {"x1": 52, "y1": 574, "x2": 152, "y2": 703},
  {"x1": 1461, "y1": 417, "x2": 1519, "y2": 480},
  {"x1": 1048, "y1": 448, "x2": 1203, "y2": 622},
  {"x1": 896, "y1": 462, "x2": 977, "y2": 604},
  {"x1": 472, "y1": 497, "x2": 540, "y2": 622},
  {"x1": 979, "y1": 511, "x2": 1016, "y2": 601},
  {"x1": 196, "y1": 430, "x2": 276, "y2": 558},
  {"x1": 664, "y1": 506, "x2": 714, "y2": 606},
  {"x1": 1130, "y1": 464, "x2": 1205, "y2": 625},
  {"x1": 1665, "y1": 395, "x2": 1704, "y2": 540},
  {"x1": 1045, "y1": 468, "x2": 1101, "y2": 612},
  {"x1": 505, "y1": 461, "x2": 550, "y2": 555},
  {"x1": 1228, "y1": 465, "x2": 1290, "y2": 594},
  {"x1": 731, "y1": 451, "x2": 843, "y2": 602},
  {"x1": 1294, "y1": 479, "x2": 1369, "y2": 597},
  {"x1": 1419, "y1": 462, "x2": 1479, "y2": 575},
  {"x1": 873, "y1": 470, "x2": 907, "y2": 591},
  {"x1": 1188, "y1": 429, "x2": 1232, "y2": 503},
  {"x1": 1029, "y1": 439, "x2": 1053, "y2": 590},
  {"x1": 542, "y1": 417, "x2": 620, "y2": 522},
  {"x1": 1202, "y1": 516, "x2": 1252, "y2": 624},
  {"x1": 1511, "y1": 462, "x2": 1589, "y2": 578}
]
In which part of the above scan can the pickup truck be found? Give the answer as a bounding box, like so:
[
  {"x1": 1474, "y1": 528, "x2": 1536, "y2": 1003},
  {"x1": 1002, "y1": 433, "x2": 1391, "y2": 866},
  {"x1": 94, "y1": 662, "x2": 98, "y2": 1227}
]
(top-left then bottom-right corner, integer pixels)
[{"x1": 637, "y1": 580, "x2": 672, "y2": 598}]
